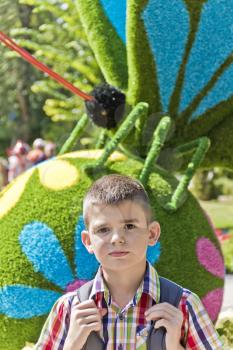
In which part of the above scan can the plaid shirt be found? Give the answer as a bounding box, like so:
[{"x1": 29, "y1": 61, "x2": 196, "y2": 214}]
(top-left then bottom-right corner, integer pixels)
[{"x1": 35, "y1": 262, "x2": 223, "y2": 350}]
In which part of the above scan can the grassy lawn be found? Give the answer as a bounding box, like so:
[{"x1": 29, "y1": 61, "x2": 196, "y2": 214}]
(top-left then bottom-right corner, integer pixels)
[{"x1": 199, "y1": 199, "x2": 233, "y2": 229}]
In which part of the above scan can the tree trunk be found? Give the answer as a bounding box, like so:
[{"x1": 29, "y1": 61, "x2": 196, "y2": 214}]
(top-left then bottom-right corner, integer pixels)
[{"x1": 15, "y1": 4, "x2": 33, "y2": 141}]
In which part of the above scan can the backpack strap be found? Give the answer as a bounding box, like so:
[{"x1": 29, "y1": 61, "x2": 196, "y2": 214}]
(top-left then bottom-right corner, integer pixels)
[
  {"x1": 76, "y1": 279, "x2": 95, "y2": 301},
  {"x1": 147, "y1": 276, "x2": 183, "y2": 350},
  {"x1": 76, "y1": 280, "x2": 106, "y2": 350},
  {"x1": 159, "y1": 276, "x2": 184, "y2": 305},
  {"x1": 76, "y1": 276, "x2": 183, "y2": 350}
]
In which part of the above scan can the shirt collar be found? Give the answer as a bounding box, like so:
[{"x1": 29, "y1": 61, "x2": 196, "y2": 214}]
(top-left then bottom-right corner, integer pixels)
[{"x1": 89, "y1": 261, "x2": 160, "y2": 305}]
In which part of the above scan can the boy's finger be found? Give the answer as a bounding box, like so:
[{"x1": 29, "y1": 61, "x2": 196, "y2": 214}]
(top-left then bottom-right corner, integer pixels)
[
  {"x1": 146, "y1": 311, "x2": 183, "y2": 326},
  {"x1": 76, "y1": 299, "x2": 97, "y2": 309},
  {"x1": 74, "y1": 308, "x2": 100, "y2": 317},
  {"x1": 145, "y1": 309, "x2": 173, "y2": 321},
  {"x1": 145, "y1": 303, "x2": 175, "y2": 313},
  {"x1": 84, "y1": 321, "x2": 101, "y2": 332},
  {"x1": 80, "y1": 314, "x2": 101, "y2": 324},
  {"x1": 154, "y1": 319, "x2": 169, "y2": 330}
]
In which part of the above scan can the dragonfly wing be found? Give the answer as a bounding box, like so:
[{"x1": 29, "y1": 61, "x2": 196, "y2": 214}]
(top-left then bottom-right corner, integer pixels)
[
  {"x1": 137, "y1": 0, "x2": 233, "y2": 168},
  {"x1": 179, "y1": 0, "x2": 233, "y2": 121},
  {"x1": 127, "y1": 0, "x2": 161, "y2": 113},
  {"x1": 125, "y1": 0, "x2": 191, "y2": 150},
  {"x1": 76, "y1": 0, "x2": 128, "y2": 90}
]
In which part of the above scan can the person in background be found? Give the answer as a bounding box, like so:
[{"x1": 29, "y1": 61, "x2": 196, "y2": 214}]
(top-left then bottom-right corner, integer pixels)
[
  {"x1": 7, "y1": 140, "x2": 30, "y2": 183},
  {"x1": 0, "y1": 157, "x2": 8, "y2": 189},
  {"x1": 27, "y1": 138, "x2": 46, "y2": 166},
  {"x1": 44, "y1": 141, "x2": 56, "y2": 159}
]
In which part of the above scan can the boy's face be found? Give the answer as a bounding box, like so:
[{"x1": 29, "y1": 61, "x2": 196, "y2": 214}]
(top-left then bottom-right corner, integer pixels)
[{"x1": 81, "y1": 200, "x2": 160, "y2": 272}]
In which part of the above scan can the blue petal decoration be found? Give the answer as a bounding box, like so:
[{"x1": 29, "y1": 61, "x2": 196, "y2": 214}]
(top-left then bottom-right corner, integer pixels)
[
  {"x1": 192, "y1": 66, "x2": 233, "y2": 119},
  {"x1": 146, "y1": 242, "x2": 161, "y2": 265},
  {"x1": 0, "y1": 285, "x2": 61, "y2": 319},
  {"x1": 100, "y1": 0, "x2": 127, "y2": 43},
  {"x1": 74, "y1": 216, "x2": 100, "y2": 280},
  {"x1": 142, "y1": 0, "x2": 189, "y2": 111},
  {"x1": 180, "y1": 0, "x2": 233, "y2": 118},
  {"x1": 19, "y1": 222, "x2": 74, "y2": 289}
]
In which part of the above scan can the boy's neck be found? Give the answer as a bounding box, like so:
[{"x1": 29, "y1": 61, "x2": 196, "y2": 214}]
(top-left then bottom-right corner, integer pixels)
[{"x1": 101, "y1": 260, "x2": 147, "y2": 308}]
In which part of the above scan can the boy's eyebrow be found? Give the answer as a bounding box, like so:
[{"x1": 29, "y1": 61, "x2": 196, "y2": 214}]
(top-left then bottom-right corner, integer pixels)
[
  {"x1": 120, "y1": 218, "x2": 139, "y2": 223},
  {"x1": 92, "y1": 218, "x2": 139, "y2": 230}
]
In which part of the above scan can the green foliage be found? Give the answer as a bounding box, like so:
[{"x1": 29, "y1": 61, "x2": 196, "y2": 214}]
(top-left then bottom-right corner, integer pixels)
[
  {"x1": 0, "y1": 0, "x2": 19, "y2": 32},
  {"x1": 0, "y1": 0, "x2": 51, "y2": 148},
  {"x1": 18, "y1": 0, "x2": 103, "y2": 122},
  {"x1": 191, "y1": 170, "x2": 218, "y2": 200},
  {"x1": 0, "y1": 1, "x2": 19, "y2": 141},
  {"x1": 221, "y1": 236, "x2": 233, "y2": 274},
  {"x1": 0, "y1": 0, "x2": 103, "y2": 153},
  {"x1": 217, "y1": 318, "x2": 233, "y2": 348},
  {"x1": 214, "y1": 178, "x2": 233, "y2": 197},
  {"x1": 191, "y1": 168, "x2": 233, "y2": 201}
]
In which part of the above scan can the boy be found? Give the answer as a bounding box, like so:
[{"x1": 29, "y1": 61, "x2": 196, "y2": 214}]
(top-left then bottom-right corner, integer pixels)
[{"x1": 36, "y1": 174, "x2": 223, "y2": 350}]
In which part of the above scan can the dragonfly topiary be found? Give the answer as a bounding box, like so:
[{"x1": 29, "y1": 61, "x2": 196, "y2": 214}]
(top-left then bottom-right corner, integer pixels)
[{"x1": 0, "y1": 0, "x2": 232, "y2": 349}]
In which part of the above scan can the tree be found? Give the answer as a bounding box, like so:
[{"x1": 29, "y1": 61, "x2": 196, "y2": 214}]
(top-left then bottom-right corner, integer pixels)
[
  {"x1": 0, "y1": 0, "x2": 103, "y2": 155},
  {"x1": 0, "y1": 0, "x2": 48, "y2": 153}
]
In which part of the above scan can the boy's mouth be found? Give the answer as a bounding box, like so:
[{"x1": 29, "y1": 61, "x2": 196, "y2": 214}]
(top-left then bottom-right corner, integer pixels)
[{"x1": 109, "y1": 251, "x2": 129, "y2": 257}]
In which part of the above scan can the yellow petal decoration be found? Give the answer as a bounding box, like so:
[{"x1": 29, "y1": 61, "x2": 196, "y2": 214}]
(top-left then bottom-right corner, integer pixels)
[
  {"x1": 39, "y1": 160, "x2": 79, "y2": 190},
  {"x1": 58, "y1": 150, "x2": 127, "y2": 162},
  {"x1": 0, "y1": 168, "x2": 34, "y2": 219}
]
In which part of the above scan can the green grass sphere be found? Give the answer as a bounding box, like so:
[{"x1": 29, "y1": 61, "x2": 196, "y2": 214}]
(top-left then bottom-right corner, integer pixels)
[{"x1": 0, "y1": 150, "x2": 224, "y2": 350}]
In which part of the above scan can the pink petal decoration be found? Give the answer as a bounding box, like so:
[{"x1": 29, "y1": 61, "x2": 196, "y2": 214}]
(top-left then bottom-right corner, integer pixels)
[
  {"x1": 196, "y1": 237, "x2": 225, "y2": 279},
  {"x1": 201, "y1": 288, "x2": 224, "y2": 322},
  {"x1": 65, "y1": 279, "x2": 89, "y2": 293}
]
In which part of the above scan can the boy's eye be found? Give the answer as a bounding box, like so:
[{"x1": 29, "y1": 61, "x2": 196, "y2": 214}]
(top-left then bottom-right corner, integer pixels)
[
  {"x1": 97, "y1": 227, "x2": 110, "y2": 234},
  {"x1": 125, "y1": 223, "x2": 136, "y2": 230}
]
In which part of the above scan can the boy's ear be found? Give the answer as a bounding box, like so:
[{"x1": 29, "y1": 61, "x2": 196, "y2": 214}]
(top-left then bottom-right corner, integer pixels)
[
  {"x1": 148, "y1": 221, "x2": 160, "y2": 246},
  {"x1": 81, "y1": 230, "x2": 94, "y2": 254}
]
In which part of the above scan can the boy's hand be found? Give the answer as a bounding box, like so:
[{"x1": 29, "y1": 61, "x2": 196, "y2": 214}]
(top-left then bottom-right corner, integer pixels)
[
  {"x1": 64, "y1": 299, "x2": 107, "y2": 350},
  {"x1": 144, "y1": 302, "x2": 184, "y2": 350}
]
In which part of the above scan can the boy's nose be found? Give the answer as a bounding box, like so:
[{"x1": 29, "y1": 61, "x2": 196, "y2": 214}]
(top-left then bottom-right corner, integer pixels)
[{"x1": 110, "y1": 230, "x2": 126, "y2": 244}]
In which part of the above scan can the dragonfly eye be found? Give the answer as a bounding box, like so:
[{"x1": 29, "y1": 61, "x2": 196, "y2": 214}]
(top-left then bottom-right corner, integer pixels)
[{"x1": 85, "y1": 83, "x2": 126, "y2": 129}]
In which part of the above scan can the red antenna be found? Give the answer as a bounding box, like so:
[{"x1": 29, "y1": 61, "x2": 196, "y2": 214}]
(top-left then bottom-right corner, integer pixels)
[{"x1": 0, "y1": 31, "x2": 94, "y2": 101}]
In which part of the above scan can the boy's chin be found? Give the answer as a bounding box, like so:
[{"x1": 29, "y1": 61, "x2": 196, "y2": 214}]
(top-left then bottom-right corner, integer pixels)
[{"x1": 101, "y1": 257, "x2": 146, "y2": 271}]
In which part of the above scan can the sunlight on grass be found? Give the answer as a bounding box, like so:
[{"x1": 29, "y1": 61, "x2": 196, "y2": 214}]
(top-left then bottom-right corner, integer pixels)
[{"x1": 199, "y1": 200, "x2": 233, "y2": 228}]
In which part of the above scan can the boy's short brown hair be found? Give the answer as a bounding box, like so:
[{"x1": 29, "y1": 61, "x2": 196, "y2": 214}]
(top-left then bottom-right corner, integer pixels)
[{"x1": 83, "y1": 174, "x2": 152, "y2": 227}]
